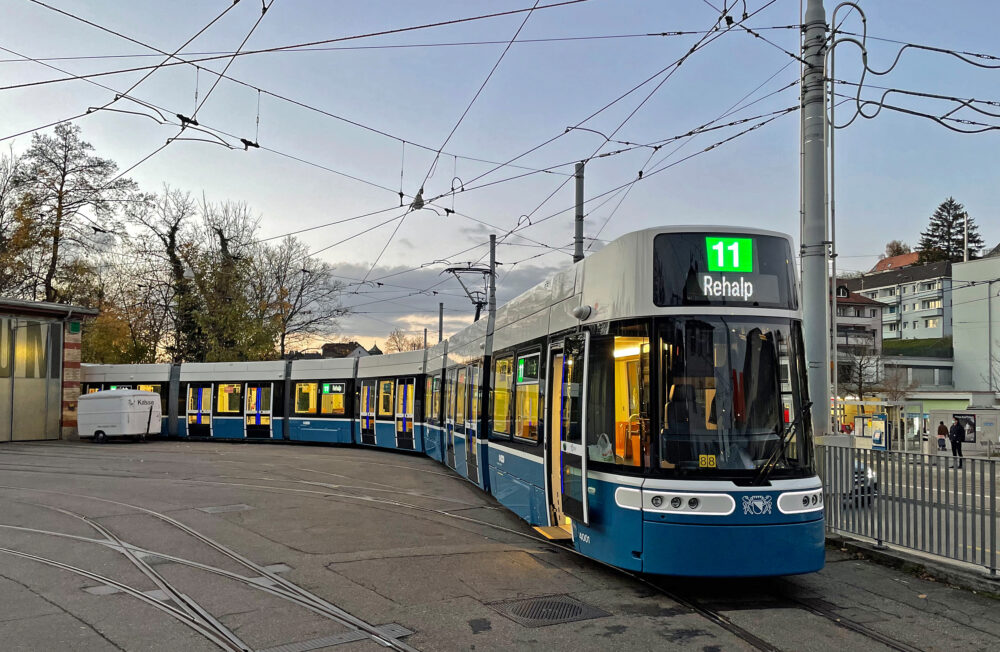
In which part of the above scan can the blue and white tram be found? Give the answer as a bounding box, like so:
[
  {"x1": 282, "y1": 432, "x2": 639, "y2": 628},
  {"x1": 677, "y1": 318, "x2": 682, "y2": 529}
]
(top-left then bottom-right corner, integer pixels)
[{"x1": 81, "y1": 225, "x2": 823, "y2": 577}]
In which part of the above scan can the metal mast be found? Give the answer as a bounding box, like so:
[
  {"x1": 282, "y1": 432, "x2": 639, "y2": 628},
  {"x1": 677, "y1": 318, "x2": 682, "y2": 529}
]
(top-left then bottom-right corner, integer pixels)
[{"x1": 801, "y1": 0, "x2": 830, "y2": 435}]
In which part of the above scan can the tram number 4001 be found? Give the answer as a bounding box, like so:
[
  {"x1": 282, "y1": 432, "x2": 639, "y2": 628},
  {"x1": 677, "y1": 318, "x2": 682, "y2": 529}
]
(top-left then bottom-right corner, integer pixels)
[{"x1": 577, "y1": 532, "x2": 591, "y2": 544}]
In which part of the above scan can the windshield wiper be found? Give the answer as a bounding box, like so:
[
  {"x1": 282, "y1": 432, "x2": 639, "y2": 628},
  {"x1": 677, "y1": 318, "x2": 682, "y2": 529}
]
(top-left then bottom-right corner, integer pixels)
[{"x1": 751, "y1": 401, "x2": 812, "y2": 486}]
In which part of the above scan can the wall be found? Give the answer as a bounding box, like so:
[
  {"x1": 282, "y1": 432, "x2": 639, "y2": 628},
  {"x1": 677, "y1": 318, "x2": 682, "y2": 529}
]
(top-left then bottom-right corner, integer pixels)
[
  {"x1": 953, "y1": 257, "x2": 1000, "y2": 392},
  {"x1": 61, "y1": 321, "x2": 82, "y2": 440}
]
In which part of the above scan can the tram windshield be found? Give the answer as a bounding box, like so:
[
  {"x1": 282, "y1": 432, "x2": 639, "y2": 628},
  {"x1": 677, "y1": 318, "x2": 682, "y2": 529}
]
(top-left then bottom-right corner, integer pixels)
[{"x1": 658, "y1": 317, "x2": 812, "y2": 478}]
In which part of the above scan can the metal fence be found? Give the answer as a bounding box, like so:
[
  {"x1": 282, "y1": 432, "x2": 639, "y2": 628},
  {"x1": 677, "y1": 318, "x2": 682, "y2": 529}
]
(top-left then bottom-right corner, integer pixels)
[{"x1": 818, "y1": 445, "x2": 998, "y2": 574}]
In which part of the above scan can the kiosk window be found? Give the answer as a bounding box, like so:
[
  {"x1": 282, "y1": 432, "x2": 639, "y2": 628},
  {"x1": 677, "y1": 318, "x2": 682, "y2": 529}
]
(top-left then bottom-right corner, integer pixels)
[
  {"x1": 295, "y1": 383, "x2": 318, "y2": 414},
  {"x1": 321, "y1": 382, "x2": 346, "y2": 416},
  {"x1": 378, "y1": 380, "x2": 394, "y2": 417},
  {"x1": 217, "y1": 384, "x2": 242, "y2": 413},
  {"x1": 493, "y1": 356, "x2": 513, "y2": 436}
]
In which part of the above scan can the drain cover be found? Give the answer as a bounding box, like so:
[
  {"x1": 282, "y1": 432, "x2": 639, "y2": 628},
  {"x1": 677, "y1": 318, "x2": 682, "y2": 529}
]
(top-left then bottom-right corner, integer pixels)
[{"x1": 489, "y1": 595, "x2": 610, "y2": 628}]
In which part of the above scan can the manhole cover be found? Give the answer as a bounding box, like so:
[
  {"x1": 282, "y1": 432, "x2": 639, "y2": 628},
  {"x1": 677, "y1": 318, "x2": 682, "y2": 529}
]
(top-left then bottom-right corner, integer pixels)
[{"x1": 489, "y1": 595, "x2": 610, "y2": 628}]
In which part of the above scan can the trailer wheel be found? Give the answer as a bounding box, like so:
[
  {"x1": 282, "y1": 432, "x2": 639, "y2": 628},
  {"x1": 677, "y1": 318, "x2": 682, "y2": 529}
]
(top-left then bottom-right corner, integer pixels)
[{"x1": 93, "y1": 431, "x2": 107, "y2": 444}]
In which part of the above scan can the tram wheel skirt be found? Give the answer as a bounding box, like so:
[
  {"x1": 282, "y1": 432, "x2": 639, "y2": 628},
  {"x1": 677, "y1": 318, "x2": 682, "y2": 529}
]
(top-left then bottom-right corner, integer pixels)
[{"x1": 641, "y1": 518, "x2": 825, "y2": 577}]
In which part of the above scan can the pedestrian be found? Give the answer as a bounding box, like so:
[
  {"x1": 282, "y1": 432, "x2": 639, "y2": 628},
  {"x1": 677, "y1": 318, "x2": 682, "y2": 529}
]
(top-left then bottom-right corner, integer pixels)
[
  {"x1": 936, "y1": 421, "x2": 948, "y2": 452},
  {"x1": 948, "y1": 418, "x2": 964, "y2": 468}
]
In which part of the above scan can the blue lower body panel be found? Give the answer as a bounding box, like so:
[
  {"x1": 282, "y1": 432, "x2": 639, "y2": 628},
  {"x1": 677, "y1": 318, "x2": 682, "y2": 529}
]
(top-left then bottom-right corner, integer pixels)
[
  {"x1": 424, "y1": 425, "x2": 444, "y2": 462},
  {"x1": 641, "y1": 518, "x2": 826, "y2": 576},
  {"x1": 571, "y1": 477, "x2": 644, "y2": 572},
  {"x1": 288, "y1": 418, "x2": 353, "y2": 444},
  {"x1": 212, "y1": 417, "x2": 243, "y2": 439}
]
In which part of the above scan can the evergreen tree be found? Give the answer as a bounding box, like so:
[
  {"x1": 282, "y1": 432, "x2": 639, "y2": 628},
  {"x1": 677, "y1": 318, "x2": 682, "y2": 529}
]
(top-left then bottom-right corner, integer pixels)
[{"x1": 917, "y1": 197, "x2": 984, "y2": 263}]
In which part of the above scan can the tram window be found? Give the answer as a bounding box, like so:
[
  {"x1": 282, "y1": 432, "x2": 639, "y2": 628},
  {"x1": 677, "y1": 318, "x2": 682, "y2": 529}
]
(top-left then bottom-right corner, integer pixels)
[
  {"x1": 137, "y1": 384, "x2": 160, "y2": 394},
  {"x1": 456, "y1": 367, "x2": 467, "y2": 425},
  {"x1": 426, "y1": 375, "x2": 441, "y2": 423},
  {"x1": 295, "y1": 383, "x2": 318, "y2": 414},
  {"x1": 396, "y1": 378, "x2": 414, "y2": 416},
  {"x1": 321, "y1": 382, "x2": 346, "y2": 416},
  {"x1": 470, "y1": 364, "x2": 481, "y2": 425},
  {"x1": 515, "y1": 353, "x2": 540, "y2": 443},
  {"x1": 217, "y1": 384, "x2": 242, "y2": 413},
  {"x1": 492, "y1": 355, "x2": 514, "y2": 436},
  {"x1": 377, "y1": 379, "x2": 394, "y2": 417},
  {"x1": 586, "y1": 334, "x2": 649, "y2": 468},
  {"x1": 657, "y1": 317, "x2": 811, "y2": 474},
  {"x1": 246, "y1": 385, "x2": 272, "y2": 411}
]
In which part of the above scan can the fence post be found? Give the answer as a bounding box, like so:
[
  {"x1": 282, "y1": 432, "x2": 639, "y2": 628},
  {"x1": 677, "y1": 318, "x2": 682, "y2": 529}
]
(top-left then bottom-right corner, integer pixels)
[{"x1": 991, "y1": 460, "x2": 997, "y2": 576}]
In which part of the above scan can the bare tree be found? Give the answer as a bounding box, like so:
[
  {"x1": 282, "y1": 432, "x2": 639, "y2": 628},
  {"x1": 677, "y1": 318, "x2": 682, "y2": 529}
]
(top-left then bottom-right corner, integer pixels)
[
  {"x1": 250, "y1": 236, "x2": 349, "y2": 357},
  {"x1": 19, "y1": 123, "x2": 137, "y2": 301},
  {"x1": 882, "y1": 240, "x2": 912, "y2": 258},
  {"x1": 384, "y1": 328, "x2": 423, "y2": 353},
  {"x1": 837, "y1": 332, "x2": 883, "y2": 405},
  {"x1": 0, "y1": 147, "x2": 40, "y2": 297},
  {"x1": 128, "y1": 187, "x2": 203, "y2": 361}
]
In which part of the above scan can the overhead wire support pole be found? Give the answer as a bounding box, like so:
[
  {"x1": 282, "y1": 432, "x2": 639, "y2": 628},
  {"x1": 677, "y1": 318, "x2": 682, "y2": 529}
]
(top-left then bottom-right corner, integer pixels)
[
  {"x1": 801, "y1": 0, "x2": 831, "y2": 436},
  {"x1": 439, "y1": 303, "x2": 444, "y2": 343},
  {"x1": 574, "y1": 161, "x2": 585, "y2": 262}
]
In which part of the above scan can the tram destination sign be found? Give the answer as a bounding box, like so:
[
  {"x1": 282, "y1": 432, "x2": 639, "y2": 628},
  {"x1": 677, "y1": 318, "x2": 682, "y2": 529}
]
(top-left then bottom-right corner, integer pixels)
[{"x1": 653, "y1": 232, "x2": 797, "y2": 309}]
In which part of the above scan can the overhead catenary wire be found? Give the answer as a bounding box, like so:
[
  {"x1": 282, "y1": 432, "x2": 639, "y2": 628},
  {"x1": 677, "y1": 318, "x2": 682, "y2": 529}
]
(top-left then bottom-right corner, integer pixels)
[
  {"x1": 356, "y1": 0, "x2": 559, "y2": 284},
  {"x1": 468, "y1": 0, "x2": 780, "y2": 264},
  {"x1": 0, "y1": 27, "x2": 805, "y2": 65}
]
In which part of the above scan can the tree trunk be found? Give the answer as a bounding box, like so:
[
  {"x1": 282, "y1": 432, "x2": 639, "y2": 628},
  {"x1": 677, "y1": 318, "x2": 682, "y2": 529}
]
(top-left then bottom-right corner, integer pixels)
[{"x1": 44, "y1": 196, "x2": 63, "y2": 302}]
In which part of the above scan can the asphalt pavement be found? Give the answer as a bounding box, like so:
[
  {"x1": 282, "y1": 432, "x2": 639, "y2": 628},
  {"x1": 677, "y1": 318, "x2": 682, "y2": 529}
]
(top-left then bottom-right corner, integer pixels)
[{"x1": 1, "y1": 440, "x2": 998, "y2": 651}]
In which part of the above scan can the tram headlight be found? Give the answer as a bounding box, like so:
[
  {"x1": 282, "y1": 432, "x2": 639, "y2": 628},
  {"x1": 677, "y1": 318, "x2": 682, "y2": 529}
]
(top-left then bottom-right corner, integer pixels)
[
  {"x1": 670, "y1": 497, "x2": 682, "y2": 509},
  {"x1": 802, "y1": 496, "x2": 810, "y2": 507},
  {"x1": 688, "y1": 497, "x2": 700, "y2": 510},
  {"x1": 651, "y1": 495, "x2": 663, "y2": 508},
  {"x1": 811, "y1": 494, "x2": 818, "y2": 505}
]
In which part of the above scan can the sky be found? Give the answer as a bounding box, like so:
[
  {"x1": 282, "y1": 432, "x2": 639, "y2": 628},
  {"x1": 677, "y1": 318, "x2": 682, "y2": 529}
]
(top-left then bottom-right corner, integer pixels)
[{"x1": 1, "y1": 0, "x2": 997, "y2": 348}]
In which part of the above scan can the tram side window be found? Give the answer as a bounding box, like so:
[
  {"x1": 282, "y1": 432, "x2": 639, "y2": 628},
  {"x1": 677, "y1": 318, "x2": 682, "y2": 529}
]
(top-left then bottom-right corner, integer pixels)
[
  {"x1": 470, "y1": 364, "x2": 481, "y2": 426},
  {"x1": 295, "y1": 382, "x2": 318, "y2": 414},
  {"x1": 320, "y1": 382, "x2": 346, "y2": 416},
  {"x1": 492, "y1": 355, "x2": 514, "y2": 436},
  {"x1": 426, "y1": 375, "x2": 441, "y2": 423},
  {"x1": 515, "y1": 352, "x2": 540, "y2": 443},
  {"x1": 587, "y1": 334, "x2": 649, "y2": 468},
  {"x1": 377, "y1": 379, "x2": 394, "y2": 417},
  {"x1": 217, "y1": 384, "x2": 242, "y2": 413},
  {"x1": 456, "y1": 367, "x2": 467, "y2": 425},
  {"x1": 138, "y1": 383, "x2": 164, "y2": 411}
]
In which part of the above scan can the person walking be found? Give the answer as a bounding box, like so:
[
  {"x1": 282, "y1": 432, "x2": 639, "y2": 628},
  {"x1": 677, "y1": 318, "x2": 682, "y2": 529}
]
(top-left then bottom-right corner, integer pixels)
[
  {"x1": 948, "y1": 418, "x2": 964, "y2": 468},
  {"x1": 936, "y1": 421, "x2": 948, "y2": 452}
]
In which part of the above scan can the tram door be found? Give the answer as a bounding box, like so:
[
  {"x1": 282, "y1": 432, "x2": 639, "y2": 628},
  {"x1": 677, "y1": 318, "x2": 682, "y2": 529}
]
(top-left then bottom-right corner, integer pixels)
[
  {"x1": 548, "y1": 348, "x2": 569, "y2": 529},
  {"x1": 465, "y1": 364, "x2": 480, "y2": 484},
  {"x1": 245, "y1": 383, "x2": 272, "y2": 439},
  {"x1": 445, "y1": 367, "x2": 457, "y2": 469},
  {"x1": 186, "y1": 384, "x2": 212, "y2": 437},
  {"x1": 558, "y1": 333, "x2": 589, "y2": 525},
  {"x1": 359, "y1": 380, "x2": 376, "y2": 445},
  {"x1": 395, "y1": 378, "x2": 415, "y2": 450}
]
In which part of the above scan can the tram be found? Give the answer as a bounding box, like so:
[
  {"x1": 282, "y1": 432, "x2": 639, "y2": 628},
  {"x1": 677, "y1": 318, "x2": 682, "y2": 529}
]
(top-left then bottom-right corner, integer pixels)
[{"x1": 83, "y1": 225, "x2": 824, "y2": 577}]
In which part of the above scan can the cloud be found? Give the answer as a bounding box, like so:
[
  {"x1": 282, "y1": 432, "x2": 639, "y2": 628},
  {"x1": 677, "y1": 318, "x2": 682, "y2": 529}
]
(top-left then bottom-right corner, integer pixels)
[{"x1": 326, "y1": 257, "x2": 566, "y2": 341}]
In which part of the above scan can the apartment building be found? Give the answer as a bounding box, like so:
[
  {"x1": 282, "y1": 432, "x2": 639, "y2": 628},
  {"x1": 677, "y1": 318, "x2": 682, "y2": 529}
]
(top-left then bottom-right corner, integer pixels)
[
  {"x1": 842, "y1": 261, "x2": 952, "y2": 341},
  {"x1": 952, "y1": 254, "x2": 1000, "y2": 393}
]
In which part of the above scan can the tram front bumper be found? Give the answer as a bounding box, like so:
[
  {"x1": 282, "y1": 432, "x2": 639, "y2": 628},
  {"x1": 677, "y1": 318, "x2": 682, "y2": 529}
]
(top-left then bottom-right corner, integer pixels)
[{"x1": 641, "y1": 517, "x2": 825, "y2": 577}]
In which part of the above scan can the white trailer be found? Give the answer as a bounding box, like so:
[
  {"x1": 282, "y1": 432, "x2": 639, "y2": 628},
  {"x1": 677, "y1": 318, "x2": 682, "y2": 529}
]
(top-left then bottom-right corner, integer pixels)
[{"x1": 77, "y1": 389, "x2": 162, "y2": 443}]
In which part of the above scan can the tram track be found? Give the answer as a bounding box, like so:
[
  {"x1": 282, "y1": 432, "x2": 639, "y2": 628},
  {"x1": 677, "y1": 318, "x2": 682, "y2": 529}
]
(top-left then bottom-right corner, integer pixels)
[
  {"x1": 0, "y1": 456, "x2": 953, "y2": 652},
  {"x1": 0, "y1": 489, "x2": 419, "y2": 651}
]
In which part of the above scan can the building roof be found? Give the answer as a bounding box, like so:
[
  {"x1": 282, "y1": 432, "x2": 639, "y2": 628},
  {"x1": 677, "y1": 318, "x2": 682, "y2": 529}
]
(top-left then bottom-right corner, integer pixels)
[
  {"x1": 0, "y1": 297, "x2": 98, "y2": 319},
  {"x1": 367, "y1": 343, "x2": 383, "y2": 355},
  {"x1": 870, "y1": 252, "x2": 919, "y2": 272},
  {"x1": 841, "y1": 260, "x2": 952, "y2": 292},
  {"x1": 985, "y1": 242, "x2": 1000, "y2": 259},
  {"x1": 321, "y1": 341, "x2": 366, "y2": 358},
  {"x1": 837, "y1": 290, "x2": 885, "y2": 306}
]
